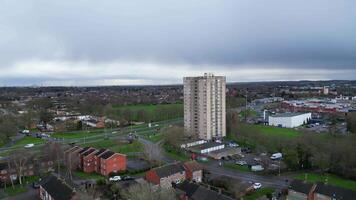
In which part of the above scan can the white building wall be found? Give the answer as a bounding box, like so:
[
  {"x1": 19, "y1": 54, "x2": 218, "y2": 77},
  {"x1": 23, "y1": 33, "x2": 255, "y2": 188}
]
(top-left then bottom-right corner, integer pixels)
[{"x1": 269, "y1": 113, "x2": 311, "y2": 128}]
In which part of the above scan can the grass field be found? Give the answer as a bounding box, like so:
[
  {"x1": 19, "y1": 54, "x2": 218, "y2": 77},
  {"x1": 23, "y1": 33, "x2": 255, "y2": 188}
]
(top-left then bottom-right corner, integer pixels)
[
  {"x1": 244, "y1": 188, "x2": 274, "y2": 200},
  {"x1": 81, "y1": 139, "x2": 143, "y2": 154},
  {"x1": 244, "y1": 124, "x2": 300, "y2": 138},
  {"x1": 164, "y1": 144, "x2": 190, "y2": 161},
  {"x1": 52, "y1": 129, "x2": 106, "y2": 139},
  {"x1": 112, "y1": 103, "x2": 183, "y2": 122},
  {"x1": 73, "y1": 171, "x2": 104, "y2": 180},
  {"x1": 224, "y1": 163, "x2": 250, "y2": 172},
  {"x1": 295, "y1": 173, "x2": 356, "y2": 191},
  {"x1": 13, "y1": 136, "x2": 44, "y2": 147}
]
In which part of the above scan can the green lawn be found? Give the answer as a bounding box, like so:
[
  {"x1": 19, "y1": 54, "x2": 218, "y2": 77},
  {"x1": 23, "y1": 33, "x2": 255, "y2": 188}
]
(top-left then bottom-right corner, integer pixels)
[
  {"x1": 81, "y1": 140, "x2": 143, "y2": 154},
  {"x1": 144, "y1": 133, "x2": 164, "y2": 143},
  {"x1": 295, "y1": 173, "x2": 356, "y2": 191},
  {"x1": 244, "y1": 188, "x2": 274, "y2": 200},
  {"x1": 13, "y1": 136, "x2": 44, "y2": 147},
  {"x1": 224, "y1": 163, "x2": 250, "y2": 172},
  {"x1": 245, "y1": 124, "x2": 300, "y2": 138},
  {"x1": 163, "y1": 144, "x2": 190, "y2": 161},
  {"x1": 52, "y1": 129, "x2": 106, "y2": 139},
  {"x1": 112, "y1": 103, "x2": 183, "y2": 122},
  {"x1": 73, "y1": 171, "x2": 104, "y2": 180},
  {"x1": 4, "y1": 185, "x2": 28, "y2": 196}
]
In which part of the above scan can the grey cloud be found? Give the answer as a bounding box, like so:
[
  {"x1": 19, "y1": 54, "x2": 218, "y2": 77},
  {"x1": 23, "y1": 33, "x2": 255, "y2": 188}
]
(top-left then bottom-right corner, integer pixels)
[{"x1": 0, "y1": 0, "x2": 356, "y2": 85}]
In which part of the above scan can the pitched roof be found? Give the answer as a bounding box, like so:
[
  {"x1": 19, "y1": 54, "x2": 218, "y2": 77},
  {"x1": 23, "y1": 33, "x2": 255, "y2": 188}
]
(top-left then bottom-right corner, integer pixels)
[
  {"x1": 82, "y1": 148, "x2": 96, "y2": 157},
  {"x1": 40, "y1": 175, "x2": 75, "y2": 200},
  {"x1": 176, "y1": 182, "x2": 233, "y2": 200},
  {"x1": 100, "y1": 151, "x2": 115, "y2": 159},
  {"x1": 315, "y1": 182, "x2": 356, "y2": 200},
  {"x1": 78, "y1": 147, "x2": 90, "y2": 154},
  {"x1": 183, "y1": 161, "x2": 203, "y2": 172},
  {"x1": 94, "y1": 148, "x2": 107, "y2": 156},
  {"x1": 154, "y1": 163, "x2": 185, "y2": 178},
  {"x1": 289, "y1": 180, "x2": 314, "y2": 194}
]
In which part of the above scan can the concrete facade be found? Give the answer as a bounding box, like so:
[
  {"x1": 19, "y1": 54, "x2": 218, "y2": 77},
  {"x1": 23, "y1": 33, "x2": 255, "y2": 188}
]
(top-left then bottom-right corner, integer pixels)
[
  {"x1": 269, "y1": 113, "x2": 312, "y2": 128},
  {"x1": 184, "y1": 73, "x2": 226, "y2": 140}
]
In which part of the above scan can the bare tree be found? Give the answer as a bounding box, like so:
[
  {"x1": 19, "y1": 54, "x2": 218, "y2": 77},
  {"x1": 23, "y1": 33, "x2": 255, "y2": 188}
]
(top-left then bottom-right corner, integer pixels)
[
  {"x1": 9, "y1": 150, "x2": 32, "y2": 185},
  {"x1": 143, "y1": 142, "x2": 164, "y2": 166},
  {"x1": 163, "y1": 126, "x2": 185, "y2": 148},
  {"x1": 65, "y1": 151, "x2": 80, "y2": 181},
  {"x1": 44, "y1": 142, "x2": 64, "y2": 177}
]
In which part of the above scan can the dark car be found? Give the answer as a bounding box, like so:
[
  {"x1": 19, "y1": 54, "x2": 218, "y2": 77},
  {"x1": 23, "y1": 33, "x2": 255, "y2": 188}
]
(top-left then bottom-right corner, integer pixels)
[
  {"x1": 121, "y1": 176, "x2": 135, "y2": 181},
  {"x1": 32, "y1": 182, "x2": 40, "y2": 189}
]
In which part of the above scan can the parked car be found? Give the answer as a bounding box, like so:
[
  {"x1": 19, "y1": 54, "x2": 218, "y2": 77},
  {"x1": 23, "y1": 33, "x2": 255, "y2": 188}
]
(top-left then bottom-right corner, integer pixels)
[
  {"x1": 24, "y1": 143, "x2": 34, "y2": 148},
  {"x1": 253, "y1": 183, "x2": 262, "y2": 189},
  {"x1": 121, "y1": 176, "x2": 135, "y2": 181},
  {"x1": 270, "y1": 153, "x2": 283, "y2": 160},
  {"x1": 109, "y1": 176, "x2": 121, "y2": 182},
  {"x1": 236, "y1": 160, "x2": 247, "y2": 166},
  {"x1": 32, "y1": 182, "x2": 40, "y2": 189},
  {"x1": 251, "y1": 165, "x2": 264, "y2": 172}
]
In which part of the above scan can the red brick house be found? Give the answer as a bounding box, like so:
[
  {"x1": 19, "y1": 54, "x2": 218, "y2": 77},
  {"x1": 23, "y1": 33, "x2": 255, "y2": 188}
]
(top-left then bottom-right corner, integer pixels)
[
  {"x1": 99, "y1": 151, "x2": 127, "y2": 176},
  {"x1": 78, "y1": 147, "x2": 95, "y2": 170},
  {"x1": 82, "y1": 148, "x2": 98, "y2": 173},
  {"x1": 183, "y1": 161, "x2": 203, "y2": 183},
  {"x1": 64, "y1": 146, "x2": 83, "y2": 165},
  {"x1": 39, "y1": 175, "x2": 77, "y2": 200},
  {"x1": 93, "y1": 149, "x2": 108, "y2": 173},
  {"x1": 146, "y1": 163, "x2": 186, "y2": 188}
]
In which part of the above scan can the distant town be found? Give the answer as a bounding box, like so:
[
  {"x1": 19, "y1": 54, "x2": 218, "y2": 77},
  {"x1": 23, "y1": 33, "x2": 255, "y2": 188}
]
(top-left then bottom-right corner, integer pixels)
[{"x1": 0, "y1": 76, "x2": 355, "y2": 200}]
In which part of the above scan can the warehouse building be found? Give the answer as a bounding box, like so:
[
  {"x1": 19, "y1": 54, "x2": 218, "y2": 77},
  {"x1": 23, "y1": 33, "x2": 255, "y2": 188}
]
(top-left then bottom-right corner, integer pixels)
[{"x1": 268, "y1": 113, "x2": 311, "y2": 128}]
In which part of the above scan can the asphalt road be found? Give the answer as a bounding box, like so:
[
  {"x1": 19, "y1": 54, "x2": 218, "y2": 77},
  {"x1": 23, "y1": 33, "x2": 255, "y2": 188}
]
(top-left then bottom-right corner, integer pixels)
[{"x1": 203, "y1": 161, "x2": 289, "y2": 189}]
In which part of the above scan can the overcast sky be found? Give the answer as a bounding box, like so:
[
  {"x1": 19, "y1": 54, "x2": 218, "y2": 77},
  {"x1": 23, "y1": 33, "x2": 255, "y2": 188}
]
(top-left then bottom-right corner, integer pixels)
[{"x1": 1, "y1": 0, "x2": 356, "y2": 86}]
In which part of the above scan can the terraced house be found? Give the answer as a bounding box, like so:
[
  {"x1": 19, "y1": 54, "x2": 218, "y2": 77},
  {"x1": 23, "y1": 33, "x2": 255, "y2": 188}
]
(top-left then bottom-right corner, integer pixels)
[{"x1": 65, "y1": 146, "x2": 126, "y2": 176}]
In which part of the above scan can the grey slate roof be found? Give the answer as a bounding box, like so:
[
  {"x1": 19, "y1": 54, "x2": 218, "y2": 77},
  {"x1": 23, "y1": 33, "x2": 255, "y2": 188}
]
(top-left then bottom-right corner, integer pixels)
[
  {"x1": 94, "y1": 148, "x2": 107, "y2": 156},
  {"x1": 82, "y1": 148, "x2": 96, "y2": 156},
  {"x1": 100, "y1": 151, "x2": 115, "y2": 159},
  {"x1": 176, "y1": 181, "x2": 234, "y2": 200},
  {"x1": 40, "y1": 175, "x2": 75, "y2": 200},
  {"x1": 154, "y1": 163, "x2": 185, "y2": 178},
  {"x1": 289, "y1": 180, "x2": 314, "y2": 194},
  {"x1": 315, "y1": 182, "x2": 356, "y2": 200}
]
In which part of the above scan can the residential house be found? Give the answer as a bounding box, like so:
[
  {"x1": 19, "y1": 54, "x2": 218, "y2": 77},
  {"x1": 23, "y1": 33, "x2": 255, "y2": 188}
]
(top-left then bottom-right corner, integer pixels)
[
  {"x1": 82, "y1": 148, "x2": 98, "y2": 173},
  {"x1": 287, "y1": 180, "x2": 356, "y2": 200},
  {"x1": 313, "y1": 182, "x2": 356, "y2": 200},
  {"x1": 78, "y1": 147, "x2": 95, "y2": 170},
  {"x1": 183, "y1": 161, "x2": 203, "y2": 183},
  {"x1": 287, "y1": 180, "x2": 315, "y2": 200},
  {"x1": 39, "y1": 175, "x2": 77, "y2": 200},
  {"x1": 99, "y1": 151, "x2": 126, "y2": 176},
  {"x1": 64, "y1": 146, "x2": 83, "y2": 166},
  {"x1": 175, "y1": 181, "x2": 234, "y2": 200},
  {"x1": 93, "y1": 148, "x2": 108, "y2": 173},
  {"x1": 146, "y1": 163, "x2": 186, "y2": 188}
]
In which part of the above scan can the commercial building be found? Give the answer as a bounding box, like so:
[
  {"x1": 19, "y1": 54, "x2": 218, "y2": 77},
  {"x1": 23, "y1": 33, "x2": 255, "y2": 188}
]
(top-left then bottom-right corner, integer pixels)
[
  {"x1": 268, "y1": 113, "x2": 311, "y2": 128},
  {"x1": 188, "y1": 142, "x2": 225, "y2": 154},
  {"x1": 184, "y1": 73, "x2": 226, "y2": 140}
]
